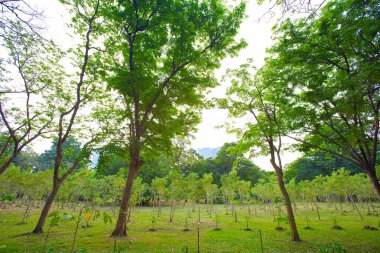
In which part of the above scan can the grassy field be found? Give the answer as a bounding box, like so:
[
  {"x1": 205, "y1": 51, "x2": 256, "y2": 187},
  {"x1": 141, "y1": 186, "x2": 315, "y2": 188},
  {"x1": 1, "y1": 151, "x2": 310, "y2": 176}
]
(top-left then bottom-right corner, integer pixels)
[{"x1": 0, "y1": 202, "x2": 379, "y2": 253}]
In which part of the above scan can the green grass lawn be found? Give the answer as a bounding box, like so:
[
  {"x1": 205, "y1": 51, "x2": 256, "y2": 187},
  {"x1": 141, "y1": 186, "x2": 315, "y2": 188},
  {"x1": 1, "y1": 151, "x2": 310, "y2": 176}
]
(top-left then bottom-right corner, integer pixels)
[{"x1": 0, "y1": 202, "x2": 379, "y2": 252}]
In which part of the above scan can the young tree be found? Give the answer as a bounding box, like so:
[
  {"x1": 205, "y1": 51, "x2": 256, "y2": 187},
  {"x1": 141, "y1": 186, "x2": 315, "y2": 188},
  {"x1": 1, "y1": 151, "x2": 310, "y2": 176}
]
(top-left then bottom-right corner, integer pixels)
[
  {"x1": 32, "y1": 0, "x2": 104, "y2": 233},
  {"x1": 101, "y1": 0, "x2": 247, "y2": 237},
  {"x1": 151, "y1": 177, "x2": 167, "y2": 217},
  {"x1": 221, "y1": 61, "x2": 301, "y2": 241},
  {"x1": 201, "y1": 173, "x2": 215, "y2": 214},
  {"x1": 166, "y1": 168, "x2": 185, "y2": 223},
  {"x1": 221, "y1": 169, "x2": 239, "y2": 215},
  {"x1": 185, "y1": 172, "x2": 201, "y2": 212}
]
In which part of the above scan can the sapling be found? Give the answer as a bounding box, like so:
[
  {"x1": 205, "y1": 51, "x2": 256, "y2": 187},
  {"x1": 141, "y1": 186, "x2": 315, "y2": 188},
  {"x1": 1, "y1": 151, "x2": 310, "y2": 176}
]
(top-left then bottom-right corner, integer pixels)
[
  {"x1": 275, "y1": 216, "x2": 288, "y2": 230},
  {"x1": 51, "y1": 207, "x2": 112, "y2": 253},
  {"x1": 71, "y1": 208, "x2": 83, "y2": 253},
  {"x1": 259, "y1": 229, "x2": 264, "y2": 253},
  {"x1": 42, "y1": 211, "x2": 61, "y2": 252},
  {"x1": 198, "y1": 205, "x2": 201, "y2": 223},
  {"x1": 214, "y1": 215, "x2": 221, "y2": 231},
  {"x1": 304, "y1": 212, "x2": 312, "y2": 230},
  {"x1": 331, "y1": 218, "x2": 343, "y2": 230},
  {"x1": 149, "y1": 215, "x2": 157, "y2": 231},
  {"x1": 19, "y1": 195, "x2": 34, "y2": 224},
  {"x1": 197, "y1": 225, "x2": 200, "y2": 253},
  {"x1": 244, "y1": 215, "x2": 252, "y2": 231},
  {"x1": 183, "y1": 217, "x2": 190, "y2": 232}
]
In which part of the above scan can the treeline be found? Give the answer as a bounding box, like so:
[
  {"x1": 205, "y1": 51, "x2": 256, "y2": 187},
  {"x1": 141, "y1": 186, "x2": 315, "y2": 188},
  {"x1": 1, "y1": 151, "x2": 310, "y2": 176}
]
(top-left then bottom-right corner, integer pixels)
[
  {"x1": 95, "y1": 142, "x2": 266, "y2": 186},
  {"x1": 1, "y1": 164, "x2": 377, "y2": 217},
  {"x1": 7, "y1": 140, "x2": 367, "y2": 187}
]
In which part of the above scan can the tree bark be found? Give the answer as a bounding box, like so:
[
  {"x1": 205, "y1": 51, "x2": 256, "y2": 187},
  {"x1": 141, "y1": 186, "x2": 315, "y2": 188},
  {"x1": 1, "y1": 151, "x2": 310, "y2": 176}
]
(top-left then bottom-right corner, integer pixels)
[
  {"x1": 367, "y1": 169, "x2": 380, "y2": 197},
  {"x1": 0, "y1": 155, "x2": 16, "y2": 175},
  {"x1": 274, "y1": 168, "x2": 301, "y2": 242},
  {"x1": 32, "y1": 182, "x2": 61, "y2": 234},
  {"x1": 111, "y1": 164, "x2": 138, "y2": 237}
]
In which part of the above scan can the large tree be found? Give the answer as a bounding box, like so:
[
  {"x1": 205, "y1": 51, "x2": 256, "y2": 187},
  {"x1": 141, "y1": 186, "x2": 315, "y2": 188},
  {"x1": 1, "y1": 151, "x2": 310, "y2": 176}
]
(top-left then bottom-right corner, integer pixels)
[
  {"x1": 267, "y1": 0, "x2": 380, "y2": 196},
  {"x1": 101, "y1": 0, "x2": 246, "y2": 237}
]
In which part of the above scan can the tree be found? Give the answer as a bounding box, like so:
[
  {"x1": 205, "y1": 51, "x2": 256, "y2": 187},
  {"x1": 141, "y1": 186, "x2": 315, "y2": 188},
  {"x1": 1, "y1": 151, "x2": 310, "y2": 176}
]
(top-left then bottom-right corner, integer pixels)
[
  {"x1": 0, "y1": 21, "x2": 59, "y2": 175},
  {"x1": 214, "y1": 143, "x2": 238, "y2": 178},
  {"x1": 12, "y1": 147, "x2": 40, "y2": 172},
  {"x1": 221, "y1": 169, "x2": 239, "y2": 215},
  {"x1": 101, "y1": 0, "x2": 246, "y2": 237},
  {"x1": 267, "y1": 0, "x2": 380, "y2": 196},
  {"x1": 234, "y1": 157, "x2": 266, "y2": 186},
  {"x1": 166, "y1": 168, "x2": 185, "y2": 223},
  {"x1": 221, "y1": 60, "x2": 301, "y2": 241},
  {"x1": 185, "y1": 172, "x2": 201, "y2": 212},
  {"x1": 32, "y1": 0, "x2": 104, "y2": 233},
  {"x1": 151, "y1": 177, "x2": 167, "y2": 217}
]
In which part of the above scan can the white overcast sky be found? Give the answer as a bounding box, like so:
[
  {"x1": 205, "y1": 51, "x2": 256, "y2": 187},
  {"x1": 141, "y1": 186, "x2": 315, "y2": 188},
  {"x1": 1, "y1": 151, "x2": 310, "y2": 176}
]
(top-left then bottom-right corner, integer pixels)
[
  {"x1": 191, "y1": 1, "x2": 302, "y2": 170},
  {"x1": 27, "y1": 0, "x2": 302, "y2": 171}
]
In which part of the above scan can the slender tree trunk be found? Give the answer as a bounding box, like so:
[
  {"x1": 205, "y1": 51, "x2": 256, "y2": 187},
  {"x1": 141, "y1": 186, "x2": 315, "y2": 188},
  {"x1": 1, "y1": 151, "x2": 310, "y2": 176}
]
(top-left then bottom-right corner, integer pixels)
[
  {"x1": 367, "y1": 169, "x2": 380, "y2": 197},
  {"x1": 274, "y1": 169, "x2": 301, "y2": 242},
  {"x1": 158, "y1": 199, "x2": 162, "y2": 217},
  {"x1": 366, "y1": 199, "x2": 371, "y2": 215},
  {"x1": 111, "y1": 164, "x2": 138, "y2": 237},
  {"x1": 32, "y1": 182, "x2": 61, "y2": 234},
  {"x1": 314, "y1": 200, "x2": 321, "y2": 221},
  {"x1": 339, "y1": 200, "x2": 344, "y2": 214}
]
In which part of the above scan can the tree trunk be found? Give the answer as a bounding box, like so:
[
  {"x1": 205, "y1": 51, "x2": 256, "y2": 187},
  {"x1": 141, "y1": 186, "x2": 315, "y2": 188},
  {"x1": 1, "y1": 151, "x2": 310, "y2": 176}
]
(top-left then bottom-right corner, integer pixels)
[
  {"x1": 111, "y1": 166, "x2": 137, "y2": 237},
  {"x1": 367, "y1": 169, "x2": 380, "y2": 197},
  {"x1": 275, "y1": 169, "x2": 301, "y2": 242},
  {"x1": 0, "y1": 152, "x2": 18, "y2": 175},
  {"x1": 32, "y1": 182, "x2": 61, "y2": 234}
]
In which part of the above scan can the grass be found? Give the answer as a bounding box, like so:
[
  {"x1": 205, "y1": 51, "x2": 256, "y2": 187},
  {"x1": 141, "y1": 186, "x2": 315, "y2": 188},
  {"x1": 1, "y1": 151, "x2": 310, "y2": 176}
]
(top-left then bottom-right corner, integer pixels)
[{"x1": 0, "y1": 202, "x2": 379, "y2": 252}]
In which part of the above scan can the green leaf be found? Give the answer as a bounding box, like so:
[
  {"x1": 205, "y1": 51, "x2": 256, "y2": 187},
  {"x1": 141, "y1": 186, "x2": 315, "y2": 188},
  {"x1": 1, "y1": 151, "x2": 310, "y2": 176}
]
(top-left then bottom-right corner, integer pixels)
[
  {"x1": 80, "y1": 217, "x2": 88, "y2": 226},
  {"x1": 50, "y1": 216, "x2": 61, "y2": 226},
  {"x1": 103, "y1": 212, "x2": 112, "y2": 224},
  {"x1": 61, "y1": 213, "x2": 74, "y2": 222},
  {"x1": 48, "y1": 211, "x2": 60, "y2": 218}
]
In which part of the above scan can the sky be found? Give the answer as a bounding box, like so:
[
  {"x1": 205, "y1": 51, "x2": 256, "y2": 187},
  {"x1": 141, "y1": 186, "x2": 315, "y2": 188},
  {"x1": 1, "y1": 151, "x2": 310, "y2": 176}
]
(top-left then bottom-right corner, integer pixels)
[
  {"x1": 190, "y1": 1, "x2": 302, "y2": 170},
  {"x1": 26, "y1": 0, "x2": 301, "y2": 171},
  {"x1": 192, "y1": 1, "x2": 275, "y2": 149}
]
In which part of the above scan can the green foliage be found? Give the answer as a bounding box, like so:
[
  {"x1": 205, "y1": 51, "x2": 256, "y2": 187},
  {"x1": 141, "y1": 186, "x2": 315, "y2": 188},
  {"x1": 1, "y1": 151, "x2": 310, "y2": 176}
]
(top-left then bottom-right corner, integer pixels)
[
  {"x1": 285, "y1": 151, "x2": 362, "y2": 182},
  {"x1": 265, "y1": 0, "x2": 380, "y2": 188},
  {"x1": 37, "y1": 138, "x2": 85, "y2": 171},
  {"x1": 97, "y1": 0, "x2": 247, "y2": 166},
  {"x1": 183, "y1": 143, "x2": 266, "y2": 186},
  {"x1": 276, "y1": 216, "x2": 289, "y2": 227},
  {"x1": 0, "y1": 193, "x2": 16, "y2": 202}
]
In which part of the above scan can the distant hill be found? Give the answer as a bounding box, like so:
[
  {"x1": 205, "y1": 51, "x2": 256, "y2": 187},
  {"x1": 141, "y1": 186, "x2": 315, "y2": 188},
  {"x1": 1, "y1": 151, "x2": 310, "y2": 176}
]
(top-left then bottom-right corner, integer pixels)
[{"x1": 197, "y1": 147, "x2": 220, "y2": 159}]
